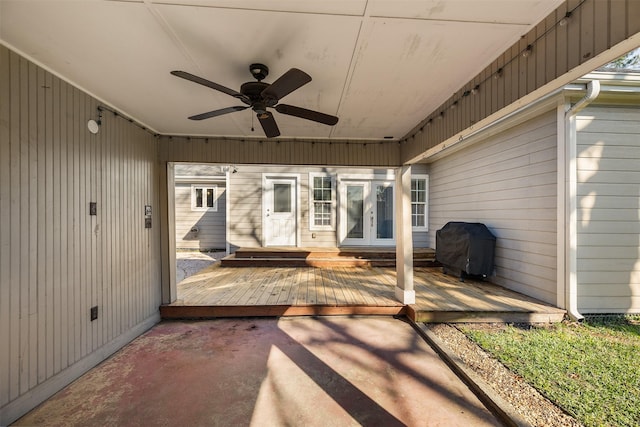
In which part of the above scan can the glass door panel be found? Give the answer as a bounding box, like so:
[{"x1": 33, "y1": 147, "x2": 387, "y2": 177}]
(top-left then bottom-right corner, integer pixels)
[
  {"x1": 273, "y1": 183, "x2": 292, "y2": 213},
  {"x1": 346, "y1": 184, "x2": 365, "y2": 239},
  {"x1": 375, "y1": 184, "x2": 394, "y2": 240}
]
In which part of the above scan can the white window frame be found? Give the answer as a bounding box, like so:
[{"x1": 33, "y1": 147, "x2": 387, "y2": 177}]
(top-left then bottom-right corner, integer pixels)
[
  {"x1": 411, "y1": 175, "x2": 429, "y2": 231},
  {"x1": 191, "y1": 184, "x2": 218, "y2": 212},
  {"x1": 309, "y1": 173, "x2": 336, "y2": 231}
]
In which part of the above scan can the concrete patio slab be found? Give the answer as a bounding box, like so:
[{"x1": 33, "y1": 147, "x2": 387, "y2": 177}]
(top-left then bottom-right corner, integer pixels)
[{"x1": 14, "y1": 317, "x2": 501, "y2": 426}]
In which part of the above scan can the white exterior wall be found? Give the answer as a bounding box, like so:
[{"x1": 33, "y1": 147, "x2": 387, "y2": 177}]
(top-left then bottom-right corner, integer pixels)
[
  {"x1": 428, "y1": 110, "x2": 558, "y2": 304},
  {"x1": 227, "y1": 165, "x2": 430, "y2": 250},
  {"x1": 576, "y1": 104, "x2": 640, "y2": 313},
  {"x1": 175, "y1": 181, "x2": 226, "y2": 250},
  {"x1": 0, "y1": 46, "x2": 162, "y2": 424}
]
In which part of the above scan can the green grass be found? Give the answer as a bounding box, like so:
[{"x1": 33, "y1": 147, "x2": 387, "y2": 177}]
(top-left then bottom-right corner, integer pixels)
[{"x1": 460, "y1": 316, "x2": 640, "y2": 427}]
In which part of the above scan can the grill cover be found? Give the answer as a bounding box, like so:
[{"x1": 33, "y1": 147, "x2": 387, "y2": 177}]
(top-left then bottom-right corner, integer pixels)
[{"x1": 436, "y1": 222, "x2": 496, "y2": 277}]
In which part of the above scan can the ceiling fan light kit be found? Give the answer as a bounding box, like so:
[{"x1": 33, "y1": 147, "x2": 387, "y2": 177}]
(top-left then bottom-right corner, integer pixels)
[{"x1": 171, "y1": 63, "x2": 339, "y2": 138}]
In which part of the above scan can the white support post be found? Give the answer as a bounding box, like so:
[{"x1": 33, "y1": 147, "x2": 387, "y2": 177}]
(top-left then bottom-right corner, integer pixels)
[{"x1": 395, "y1": 165, "x2": 415, "y2": 304}]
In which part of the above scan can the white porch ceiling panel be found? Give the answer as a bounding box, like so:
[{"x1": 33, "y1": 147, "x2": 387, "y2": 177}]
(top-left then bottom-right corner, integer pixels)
[{"x1": 0, "y1": 0, "x2": 564, "y2": 140}]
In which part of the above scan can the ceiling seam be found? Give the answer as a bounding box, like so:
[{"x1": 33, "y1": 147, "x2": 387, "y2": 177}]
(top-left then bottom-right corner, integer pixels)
[
  {"x1": 142, "y1": 0, "x2": 200, "y2": 70},
  {"x1": 147, "y1": 2, "x2": 366, "y2": 18},
  {"x1": 330, "y1": 0, "x2": 370, "y2": 139}
]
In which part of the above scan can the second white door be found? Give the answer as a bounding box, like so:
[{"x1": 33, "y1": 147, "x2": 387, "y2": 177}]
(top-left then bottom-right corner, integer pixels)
[
  {"x1": 340, "y1": 180, "x2": 395, "y2": 246},
  {"x1": 264, "y1": 177, "x2": 297, "y2": 246}
]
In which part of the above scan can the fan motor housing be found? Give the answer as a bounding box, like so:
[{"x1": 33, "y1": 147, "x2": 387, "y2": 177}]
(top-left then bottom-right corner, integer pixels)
[{"x1": 240, "y1": 81, "x2": 277, "y2": 107}]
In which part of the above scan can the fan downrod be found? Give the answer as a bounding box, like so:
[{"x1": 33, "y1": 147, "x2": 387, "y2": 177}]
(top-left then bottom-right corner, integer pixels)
[{"x1": 249, "y1": 63, "x2": 269, "y2": 81}]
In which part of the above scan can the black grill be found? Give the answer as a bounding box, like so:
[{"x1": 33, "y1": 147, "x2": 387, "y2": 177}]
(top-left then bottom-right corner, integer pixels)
[{"x1": 436, "y1": 222, "x2": 496, "y2": 280}]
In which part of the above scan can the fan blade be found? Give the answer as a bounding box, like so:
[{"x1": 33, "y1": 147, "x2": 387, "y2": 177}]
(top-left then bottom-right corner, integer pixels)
[
  {"x1": 188, "y1": 106, "x2": 248, "y2": 120},
  {"x1": 261, "y1": 68, "x2": 311, "y2": 101},
  {"x1": 258, "y1": 112, "x2": 280, "y2": 138},
  {"x1": 171, "y1": 70, "x2": 250, "y2": 104},
  {"x1": 275, "y1": 104, "x2": 339, "y2": 126}
]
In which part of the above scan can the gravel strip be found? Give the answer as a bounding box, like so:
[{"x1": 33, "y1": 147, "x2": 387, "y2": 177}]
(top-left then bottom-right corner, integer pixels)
[{"x1": 425, "y1": 323, "x2": 582, "y2": 427}]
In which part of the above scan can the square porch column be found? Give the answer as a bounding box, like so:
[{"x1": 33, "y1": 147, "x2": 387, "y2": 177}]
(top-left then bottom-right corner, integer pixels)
[{"x1": 395, "y1": 165, "x2": 415, "y2": 304}]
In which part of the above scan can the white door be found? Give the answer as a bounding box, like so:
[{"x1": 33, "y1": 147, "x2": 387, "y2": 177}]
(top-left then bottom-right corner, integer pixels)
[
  {"x1": 340, "y1": 180, "x2": 395, "y2": 246},
  {"x1": 264, "y1": 177, "x2": 296, "y2": 246}
]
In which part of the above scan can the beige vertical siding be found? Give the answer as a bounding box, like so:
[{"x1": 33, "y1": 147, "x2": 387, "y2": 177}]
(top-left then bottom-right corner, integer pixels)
[
  {"x1": 576, "y1": 105, "x2": 640, "y2": 313},
  {"x1": 428, "y1": 110, "x2": 558, "y2": 304},
  {"x1": 0, "y1": 45, "x2": 161, "y2": 424},
  {"x1": 158, "y1": 136, "x2": 400, "y2": 167},
  {"x1": 175, "y1": 182, "x2": 226, "y2": 250},
  {"x1": 402, "y1": 0, "x2": 640, "y2": 163}
]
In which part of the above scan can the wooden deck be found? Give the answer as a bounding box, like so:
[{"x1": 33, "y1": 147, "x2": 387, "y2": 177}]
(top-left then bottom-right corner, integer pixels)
[{"x1": 161, "y1": 264, "x2": 565, "y2": 323}]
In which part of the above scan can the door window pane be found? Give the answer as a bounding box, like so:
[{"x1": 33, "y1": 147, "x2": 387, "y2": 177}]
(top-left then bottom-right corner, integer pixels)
[
  {"x1": 346, "y1": 185, "x2": 364, "y2": 239},
  {"x1": 376, "y1": 185, "x2": 393, "y2": 239},
  {"x1": 273, "y1": 183, "x2": 291, "y2": 213}
]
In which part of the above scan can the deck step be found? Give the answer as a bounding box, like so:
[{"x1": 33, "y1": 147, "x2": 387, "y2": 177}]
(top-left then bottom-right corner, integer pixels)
[
  {"x1": 221, "y1": 255, "x2": 438, "y2": 268},
  {"x1": 221, "y1": 247, "x2": 438, "y2": 268},
  {"x1": 233, "y1": 247, "x2": 436, "y2": 260}
]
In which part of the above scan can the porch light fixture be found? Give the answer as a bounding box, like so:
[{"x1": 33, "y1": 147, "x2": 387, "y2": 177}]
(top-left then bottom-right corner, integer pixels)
[
  {"x1": 522, "y1": 44, "x2": 533, "y2": 58},
  {"x1": 559, "y1": 11, "x2": 572, "y2": 26},
  {"x1": 87, "y1": 120, "x2": 99, "y2": 134},
  {"x1": 471, "y1": 85, "x2": 480, "y2": 95},
  {"x1": 87, "y1": 107, "x2": 102, "y2": 134}
]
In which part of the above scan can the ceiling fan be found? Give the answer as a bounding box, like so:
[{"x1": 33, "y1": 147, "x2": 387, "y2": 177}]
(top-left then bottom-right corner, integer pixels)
[{"x1": 171, "y1": 63, "x2": 339, "y2": 138}]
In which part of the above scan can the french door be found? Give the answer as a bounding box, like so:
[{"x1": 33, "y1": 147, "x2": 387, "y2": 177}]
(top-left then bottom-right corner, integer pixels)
[{"x1": 340, "y1": 180, "x2": 395, "y2": 246}]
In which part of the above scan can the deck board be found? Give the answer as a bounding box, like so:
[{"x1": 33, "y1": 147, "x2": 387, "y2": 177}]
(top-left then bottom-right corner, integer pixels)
[{"x1": 167, "y1": 265, "x2": 565, "y2": 323}]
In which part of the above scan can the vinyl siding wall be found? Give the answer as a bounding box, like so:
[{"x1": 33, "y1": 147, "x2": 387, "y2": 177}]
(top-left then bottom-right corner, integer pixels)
[
  {"x1": 0, "y1": 45, "x2": 162, "y2": 424},
  {"x1": 175, "y1": 181, "x2": 226, "y2": 250},
  {"x1": 576, "y1": 105, "x2": 640, "y2": 313},
  {"x1": 227, "y1": 165, "x2": 430, "y2": 250},
  {"x1": 428, "y1": 110, "x2": 558, "y2": 304}
]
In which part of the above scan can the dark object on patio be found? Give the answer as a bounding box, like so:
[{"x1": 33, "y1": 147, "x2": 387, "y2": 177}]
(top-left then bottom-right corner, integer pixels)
[{"x1": 436, "y1": 222, "x2": 496, "y2": 281}]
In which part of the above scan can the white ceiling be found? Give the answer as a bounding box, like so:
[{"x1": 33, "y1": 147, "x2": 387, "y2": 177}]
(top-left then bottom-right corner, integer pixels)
[{"x1": 0, "y1": 0, "x2": 564, "y2": 140}]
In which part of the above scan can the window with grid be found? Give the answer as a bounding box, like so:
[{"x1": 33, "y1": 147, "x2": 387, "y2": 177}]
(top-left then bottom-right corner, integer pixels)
[
  {"x1": 191, "y1": 185, "x2": 217, "y2": 211},
  {"x1": 411, "y1": 177, "x2": 428, "y2": 229},
  {"x1": 310, "y1": 175, "x2": 333, "y2": 230}
]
